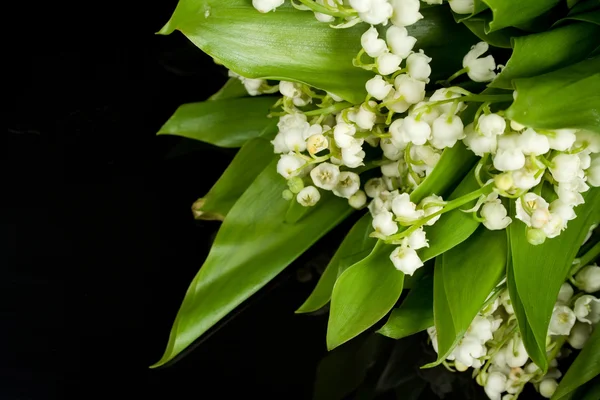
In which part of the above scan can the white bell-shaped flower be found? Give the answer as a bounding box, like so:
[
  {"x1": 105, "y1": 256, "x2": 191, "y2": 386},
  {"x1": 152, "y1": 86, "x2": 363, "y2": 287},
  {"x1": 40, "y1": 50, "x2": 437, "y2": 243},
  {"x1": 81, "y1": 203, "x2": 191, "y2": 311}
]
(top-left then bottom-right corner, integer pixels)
[
  {"x1": 377, "y1": 52, "x2": 402, "y2": 75},
  {"x1": 539, "y1": 379, "x2": 558, "y2": 399},
  {"x1": 310, "y1": 162, "x2": 340, "y2": 190},
  {"x1": 410, "y1": 101, "x2": 441, "y2": 125},
  {"x1": 383, "y1": 88, "x2": 411, "y2": 113},
  {"x1": 314, "y1": 0, "x2": 336, "y2": 23},
  {"x1": 504, "y1": 336, "x2": 529, "y2": 368},
  {"x1": 366, "y1": 75, "x2": 393, "y2": 100},
  {"x1": 406, "y1": 50, "x2": 432, "y2": 82},
  {"x1": 284, "y1": 129, "x2": 307, "y2": 152},
  {"x1": 549, "y1": 200, "x2": 576, "y2": 223},
  {"x1": 478, "y1": 113, "x2": 506, "y2": 137},
  {"x1": 277, "y1": 153, "x2": 306, "y2": 179},
  {"x1": 419, "y1": 194, "x2": 444, "y2": 226},
  {"x1": 388, "y1": 119, "x2": 409, "y2": 148},
  {"x1": 555, "y1": 181, "x2": 586, "y2": 207},
  {"x1": 463, "y1": 42, "x2": 496, "y2": 82},
  {"x1": 548, "y1": 129, "x2": 577, "y2": 151},
  {"x1": 403, "y1": 115, "x2": 432, "y2": 145},
  {"x1": 430, "y1": 114, "x2": 465, "y2": 149},
  {"x1": 518, "y1": 128, "x2": 550, "y2": 156},
  {"x1": 252, "y1": 0, "x2": 285, "y2": 13},
  {"x1": 512, "y1": 168, "x2": 542, "y2": 191},
  {"x1": 494, "y1": 134, "x2": 526, "y2": 171},
  {"x1": 381, "y1": 160, "x2": 402, "y2": 178},
  {"x1": 467, "y1": 315, "x2": 494, "y2": 343},
  {"x1": 410, "y1": 144, "x2": 441, "y2": 175},
  {"x1": 586, "y1": 154, "x2": 600, "y2": 186},
  {"x1": 406, "y1": 227, "x2": 429, "y2": 250},
  {"x1": 454, "y1": 337, "x2": 486, "y2": 367},
  {"x1": 548, "y1": 304, "x2": 576, "y2": 335},
  {"x1": 297, "y1": 186, "x2": 321, "y2": 206},
  {"x1": 390, "y1": 245, "x2": 423, "y2": 275},
  {"x1": 392, "y1": 193, "x2": 424, "y2": 222},
  {"x1": 373, "y1": 210, "x2": 399, "y2": 236},
  {"x1": 349, "y1": 190, "x2": 367, "y2": 209},
  {"x1": 481, "y1": 200, "x2": 512, "y2": 230},
  {"x1": 484, "y1": 372, "x2": 507, "y2": 400},
  {"x1": 272, "y1": 132, "x2": 289, "y2": 154},
  {"x1": 356, "y1": 0, "x2": 394, "y2": 25},
  {"x1": 557, "y1": 282, "x2": 574, "y2": 304},
  {"x1": 389, "y1": 0, "x2": 423, "y2": 27},
  {"x1": 449, "y1": 0, "x2": 474, "y2": 14},
  {"x1": 550, "y1": 154, "x2": 581, "y2": 183},
  {"x1": 355, "y1": 102, "x2": 378, "y2": 130},
  {"x1": 579, "y1": 151, "x2": 591, "y2": 170},
  {"x1": 333, "y1": 171, "x2": 361, "y2": 198},
  {"x1": 306, "y1": 134, "x2": 329, "y2": 155},
  {"x1": 574, "y1": 264, "x2": 600, "y2": 293},
  {"x1": 394, "y1": 74, "x2": 426, "y2": 104},
  {"x1": 349, "y1": 0, "x2": 371, "y2": 12},
  {"x1": 568, "y1": 322, "x2": 592, "y2": 349},
  {"x1": 381, "y1": 138, "x2": 403, "y2": 160},
  {"x1": 279, "y1": 81, "x2": 302, "y2": 98},
  {"x1": 333, "y1": 122, "x2": 357, "y2": 149},
  {"x1": 515, "y1": 192, "x2": 549, "y2": 228},
  {"x1": 361, "y1": 26, "x2": 388, "y2": 58},
  {"x1": 341, "y1": 146, "x2": 366, "y2": 168},
  {"x1": 386, "y1": 25, "x2": 417, "y2": 58},
  {"x1": 464, "y1": 123, "x2": 497, "y2": 156},
  {"x1": 574, "y1": 295, "x2": 600, "y2": 324},
  {"x1": 429, "y1": 88, "x2": 465, "y2": 114},
  {"x1": 365, "y1": 177, "x2": 386, "y2": 198}
]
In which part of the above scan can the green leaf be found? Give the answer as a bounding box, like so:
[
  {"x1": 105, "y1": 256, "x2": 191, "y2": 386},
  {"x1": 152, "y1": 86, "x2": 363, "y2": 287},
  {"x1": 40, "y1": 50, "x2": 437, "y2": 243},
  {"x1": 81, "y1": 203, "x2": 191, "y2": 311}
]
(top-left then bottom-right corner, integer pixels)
[
  {"x1": 508, "y1": 188, "x2": 600, "y2": 372},
  {"x1": 490, "y1": 23, "x2": 600, "y2": 89},
  {"x1": 157, "y1": 96, "x2": 277, "y2": 148},
  {"x1": 159, "y1": 1, "x2": 477, "y2": 103},
  {"x1": 482, "y1": 0, "x2": 561, "y2": 32},
  {"x1": 193, "y1": 138, "x2": 275, "y2": 220},
  {"x1": 326, "y1": 167, "x2": 482, "y2": 350},
  {"x1": 208, "y1": 77, "x2": 248, "y2": 101},
  {"x1": 151, "y1": 160, "x2": 352, "y2": 367},
  {"x1": 425, "y1": 228, "x2": 507, "y2": 367},
  {"x1": 552, "y1": 326, "x2": 600, "y2": 399},
  {"x1": 327, "y1": 241, "x2": 405, "y2": 350},
  {"x1": 410, "y1": 142, "x2": 477, "y2": 204},
  {"x1": 505, "y1": 56, "x2": 600, "y2": 133},
  {"x1": 377, "y1": 273, "x2": 433, "y2": 339},
  {"x1": 296, "y1": 213, "x2": 375, "y2": 313},
  {"x1": 461, "y1": 16, "x2": 525, "y2": 49}
]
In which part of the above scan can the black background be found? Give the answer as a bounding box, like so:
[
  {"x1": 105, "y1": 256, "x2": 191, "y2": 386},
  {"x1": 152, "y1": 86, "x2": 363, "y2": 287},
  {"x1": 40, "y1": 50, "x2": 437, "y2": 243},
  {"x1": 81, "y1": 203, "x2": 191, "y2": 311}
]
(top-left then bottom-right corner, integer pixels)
[{"x1": 4, "y1": 1, "x2": 500, "y2": 399}]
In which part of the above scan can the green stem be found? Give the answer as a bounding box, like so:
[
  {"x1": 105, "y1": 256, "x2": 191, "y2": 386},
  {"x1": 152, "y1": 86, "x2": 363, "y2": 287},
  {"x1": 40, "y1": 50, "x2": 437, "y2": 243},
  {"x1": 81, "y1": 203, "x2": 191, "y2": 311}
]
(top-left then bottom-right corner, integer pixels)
[
  {"x1": 304, "y1": 101, "x2": 351, "y2": 116},
  {"x1": 440, "y1": 67, "x2": 469, "y2": 86},
  {"x1": 547, "y1": 335, "x2": 567, "y2": 363}
]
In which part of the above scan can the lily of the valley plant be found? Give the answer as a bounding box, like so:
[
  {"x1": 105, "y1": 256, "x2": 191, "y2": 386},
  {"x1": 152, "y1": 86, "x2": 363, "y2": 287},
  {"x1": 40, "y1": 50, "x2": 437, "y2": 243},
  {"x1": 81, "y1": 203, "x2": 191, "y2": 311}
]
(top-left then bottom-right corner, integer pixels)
[{"x1": 154, "y1": 0, "x2": 600, "y2": 398}]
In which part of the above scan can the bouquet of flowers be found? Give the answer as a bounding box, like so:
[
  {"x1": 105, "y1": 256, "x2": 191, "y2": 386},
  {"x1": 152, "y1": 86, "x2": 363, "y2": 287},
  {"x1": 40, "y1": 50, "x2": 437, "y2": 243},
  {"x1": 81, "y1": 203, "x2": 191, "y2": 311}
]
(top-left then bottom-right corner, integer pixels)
[{"x1": 152, "y1": 0, "x2": 600, "y2": 398}]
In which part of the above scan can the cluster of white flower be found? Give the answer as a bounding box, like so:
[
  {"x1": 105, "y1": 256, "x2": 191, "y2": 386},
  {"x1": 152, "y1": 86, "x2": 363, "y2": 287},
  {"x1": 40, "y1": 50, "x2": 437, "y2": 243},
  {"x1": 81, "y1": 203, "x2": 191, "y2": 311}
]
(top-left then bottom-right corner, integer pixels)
[{"x1": 428, "y1": 251, "x2": 600, "y2": 400}]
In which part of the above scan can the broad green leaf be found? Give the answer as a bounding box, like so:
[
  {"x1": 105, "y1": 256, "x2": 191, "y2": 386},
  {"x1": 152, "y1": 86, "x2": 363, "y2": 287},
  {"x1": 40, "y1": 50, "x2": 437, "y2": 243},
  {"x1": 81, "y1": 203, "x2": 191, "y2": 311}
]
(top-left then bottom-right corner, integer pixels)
[
  {"x1": 159, "y1": 1, "x2": 477, "y2": 103},
  {"x1": 327, "y1": 241, "x2": 405, "y2": 350},
  {"x1": 506, "y1": 254, "x2": 548, "y2": 372},
  {"x1": 296, "y1": 213, "x2": 375, "y2": 313},
  {"x1": 157, "y1": 96, "x2": 277, "y2": 148},
  {"x1": 508, "y1": 188, "x2": 600, "y2": 372},
  {"x1": 151, "y1": 160, "x2": 352, "y2": 367},
  {"x1": 505, "y1": 57, "x2": 600, "y2": 133},
  {"x1": 193, "y1": 138, "x2": 275, "y2": 220},
  {"x1": 326, "y1": 167, "x2": 483, "y2": 349},
  {"x1": 377, "y1": 273, "x2": 433, "y2": 339},
  {"x1": 552, "y1": 326, "x2": 600, "y2": 399},
  {"x1": 410, "y1": 142, "x2": 477, "y2": 204},
  {"x1": 482, "y1": 0, "x2": 561, "y2": 32},
  {"x1": 462, "y1": 17, "x2": 524, "y2": 49},
  {"x1": 490, "y1": 23, "x2": 600, "y2": 89},
  {"x1": 426, "y1": 228, "x2": 507, "y2": 367},
  {"x1": 208, "y1": 77, "x2": 248, "y2": 101}
]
